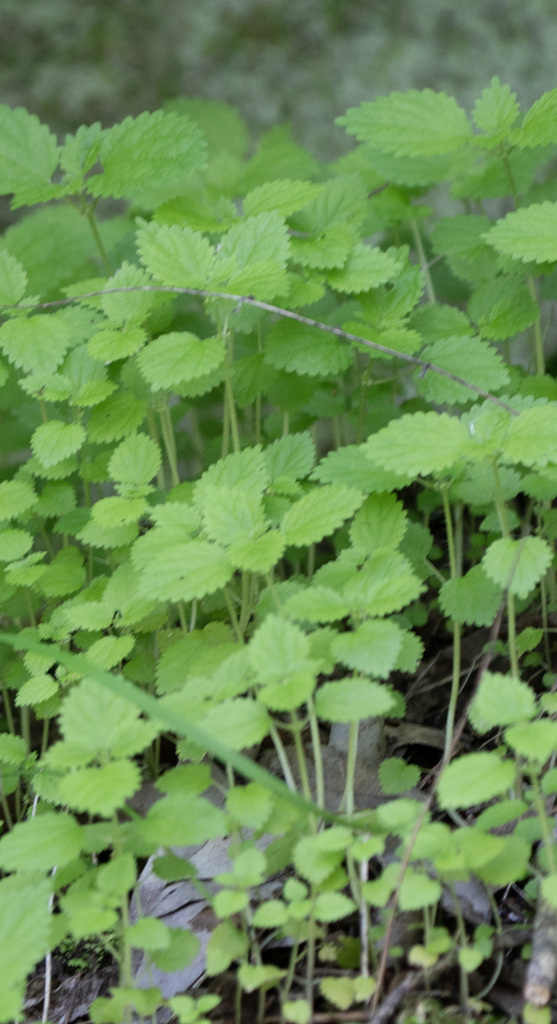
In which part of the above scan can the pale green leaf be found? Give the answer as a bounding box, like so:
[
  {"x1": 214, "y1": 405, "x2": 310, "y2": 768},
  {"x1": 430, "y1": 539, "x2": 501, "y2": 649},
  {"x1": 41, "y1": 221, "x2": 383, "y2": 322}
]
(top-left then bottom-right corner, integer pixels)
[
  {"x1": 338, "y1": 90, "x2": 472, "y2": 157},
  {"x1": 482, "y1": 536, "x2": 552, "y2": 598},
  {"x1": 31, "y1": 420, "x2": 86, "y2": 468},
  {"x1": 0, "y1": 876, "x2": 52, "y2": 1023},
  {"x1": 264, "y1": 320, "x2": 354, "y2": 377},
  {"x1": 399, "y1": 868, "x2": 442, "y2": 910},
  {"x1": 206, "y1": 921, "x2": 249, "y2": 976},
  {"x1": 469, "y1": 672, "x2": 537, "y2": 733},
  {"x1": 315, "y1": 677, "x2": 396, "y2": 722},
  {"x1": 503, "y1": 405, "x2": 557, "y2": 467},
  {"x1": 59, "y1": 760, "x2": 141, "y2": 816},
  {"x1": 137, "y1": 220, "x2": 214, "y2": 288},
  {"x1": 132, "y1": 533, "x2": 233, "y2": 602},
  {"x1": 137, "y1": 332, "x2": 225, "y2": 390},
  {"x1": 332, "y1": 620, "x2": 403, "y2": 677},
  {"x1": 473, "y1": 77, "x2": 520, "y2": 141},
  {"x1": 40, "y1": 546, "x2": 86, "y2": 597},
  {"x1": 88, "y1": 325, "x2": 147, "y2": 363},
  {"x1": 88, "y1": 110, "x2": 207, "y2": 204},
  {"x1": 199, "y1": 698, "x2": 270, "y2": 750},
  {"x1": 327, "y1": 244, "x2": 403, "y2": 293},
  {"x1": 349, "y1": 493, "x2": 407, "y2": 556},
  {"x1": 439, "y1": 565, "x2": 502, "y2": 627},
  {"x1": 91, "y1": 496, "x2": 148, "y2": 530},
  {"x1": 152, "y1": 928, "x2": 201, "y2": 972},
  {"x1": 281, "y1": 485, "x2": 363, "y2": 546},
  {"x1": 485, "y1": 203, "x2": 557, "y2": 264},
  {"x1": 140, "y1": 792, "x2": 226, "y2": 847},
  {"x1": 15, "y1": 674, "x2": 58, "y2": 706},
  {"x1": 108, "y1": 432, "x2": 162, "y2": 486},
  {"x1": 0, "y1": 104, "x2": 60, "y2": 195},
  {"x1": 227, "y1": 530, "x2": 285, "y2": 572},
  {"x1": 86, "y1": 635, "x2": 135, "y2": 670},
  {"x1": 0, "y1": 479, "x2": 36, "y2": 521},
  {"x1": 313, "y1": 443, "x2": 409, "y2": 492},
  {"x1": 290, "y1": 223, "x2": 358, "y2": 269},
  {"x1": 0, "y1": 314, "x2": 71, "y2": 375},
  {"x1": 0, "y1": 249, "x2": 27, "y2": 306},
  {"x1": 249, "y1": 615, "x2": 312, "y2": 684},
  {"x1": 218, "y1": 210, "x2": 289, "y2": 269},
  {"x1": 367, "y1": 412, "x2": 470, "y2": 476},
  {"x1": 58, "y1": 678, "x2": 158, "y2": 760},
  {"x1": 313, "y1": 891, "x2": 355, "y2": 922},
  {"x1": 194, "y1": 446, "x2": 269, "y2": 506},
  {"x1": 264, "y1": 432, "x2": 315, "y2": 483},
  {"x1": 515, "y1": 89, "x2": 557, "y2": 148},
  {"x1": 468, "y1": 277, "x2": 538, "y2": 340},
  {"x1": 505, "y1": 720, "x2": 557, "y2": 765},
  {"x1": 87, "y1": 392, "x2": 148, "y2": 443},
  {"x1": 283, "y1": 585, "x2": 350, "y2": 623},
  {"x1": 0, "y1": 811, "x2": 82, "y2": 871},
  {"x1": 201, "y1": 488, "x2": 267, "y2": 545},
  {"x1": 430, "y1": 214, "x2": 496, "y2": 283},
  {"x1": 418, "y1": 336, "x2": 509, "y2": 405},
  {"x1": 0, "y1": 528, "x2": 33, "y2": 562},
  {"x1": 437, "y1": 752, "x2": 515, "y2": 809},
  {"x1": 379, "y1": 757, "x2": 421, "y2": 795},
  {"x1": 293, "y1": 827, "x2": 352, "y2": 884},
  {"x1": 226, "y1": 783, "x2": 274, "y2": 830},
  {"x1": 243, "y1": 178, "x2": 322, "y2": 217},
  {"x1": 342, "y1": 549, "x2": 424, "y2": 615}
]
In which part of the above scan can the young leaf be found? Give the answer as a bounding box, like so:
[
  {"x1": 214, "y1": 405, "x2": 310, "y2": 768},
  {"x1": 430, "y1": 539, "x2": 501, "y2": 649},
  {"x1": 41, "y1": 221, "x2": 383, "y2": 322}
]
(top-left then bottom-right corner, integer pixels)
[
  {"x1": 283, "y1": 585, "x2": 350, "y2": 624},
  {"x1": 366, "y1": 412, "x2": 470, "y2": 477},
  {"x1": 132, "y1": 532, "x2": 234, "y2": 602},
  {"x1": 327, "y1": 244, "x2": 403, "y2": 292},
  {"x1": 342, "y1": 549, "x2": 424, "y2": 616},
  {"x1": 0, "y1": 314, "x2": 71, "y2": 375},
  {"x1": 469, "y1": 672, "x2": 537, "y2": 733},
  {"x1": 0, "y1": 811, "x2": 83, "y2": 871},
  {"x1": 515, "y1": 88, "x2": 557, "y2": 148},
  {"x1": 137, "y1": 220, "x2": 215, "y2": 288},
  {"x1": 264, "y1": 432, "x2": 315, "y2": 483},
  {"x1": 0, "y1": 479, "x2": 36, "y2": 521},
  {"x1": 332, "y1": 620, "x2": 403, "y2": 678},
  {"x1": 87, "y1": 110, "x2": 207, "y2": 204},
  {"x1": 505, "y1": 721, "x2": 557, "y2": 765},
  {"x1": 437, "y1": 752, "x2": 515, "y2": 809},
  {"x1": 281, "y1": 484, "x2": 364, "y2": 546},
  {"x1": 482, "y1": 536, "x2": 552, "y2": 599},
  {"x1": 485, "y1": 203, "x2": 557, "y2": 264},
  {"x1": 248, "y1": 615, "x2": 312, "y2": 684},
  {"x1": 338, "y1": 90, "x2": 472, "y2": 157},
  {"x1": 58, "y1": 760, "x2": 141, "y2": 817},
  {"x1": 87, "y1": 392, "x2": 148, "y2": 443},
  {"x1": 468, "y1": 277, "x2": 538, "y2": 340},
  {"x1": 439, "y1": 565, "x2": 502, "y2": 627},
  {"x1": 315, "y1": 678, "x2": 396, "y2": 722},
  {"x1": 108, "y1": 433, "x2": 162, "y2": 487},
  {"x1": 243, "y1": 178, "x2": 323, "y2": 217},
  {"x1": 473, "y1": 77, "x2": 520, "y2": 143},
  {"x1": 136, "y1": 332, "x2": 225, "y2": 389},
  {"x1": 0, "y1": 104, "x2": 60, "y2": 197},
  {"x1": 199, "y1": 698, "x2": 270, "y2": 750},
  {"x1": 31, "y1": 421, "x2": 86, "y2": 468},
  {"x1": 349, "y1": 493, "x2": 407, "y2": 555},
  {"x1": 0, "y1": 249, "x2": 27, "y2": 306}
]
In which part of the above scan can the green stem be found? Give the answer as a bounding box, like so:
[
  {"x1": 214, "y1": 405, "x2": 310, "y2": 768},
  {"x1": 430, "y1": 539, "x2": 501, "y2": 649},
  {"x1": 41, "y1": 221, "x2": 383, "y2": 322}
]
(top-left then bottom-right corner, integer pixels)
[
  {"x1": 531, "y1": 770, "x2": 556, "y2": 874},
  {"x1": 343, "y1": 720, "x2": 359, "y2": 816},
  {"x1": 307, "y1": 698, "x2": 324, "y2": 809},
  {"x1": 527, "y1": 275, "x2": 545, "y2": 375},
  {"x1": 86, "y1": 208, "x2": 112, "y2": 276},
  {"x1": 147, "y1": 408, "x2": 166, "y2": 489},
  {"x1": 290, "y1": 711, "x2": 312, "y2": 804},
  {"x1": 411, "y1": 218, "x2": 436, "y2": 305},
  {"x1": 441, "y1": 486, "x2": 462, "y2": 763},
  {"x1": 159, "y1": 405, "x2": 180, "y2": 488}
]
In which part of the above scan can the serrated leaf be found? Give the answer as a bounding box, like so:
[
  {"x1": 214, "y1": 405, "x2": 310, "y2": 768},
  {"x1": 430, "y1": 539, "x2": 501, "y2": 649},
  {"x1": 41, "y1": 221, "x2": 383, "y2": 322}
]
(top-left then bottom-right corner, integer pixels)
[
  {"x1": 469, "y1": 672, "x2": 536, "y2": 733},
  {"x1": 194, "y1": 446, "x2": 269, "y2": 506},
  {"x1": 0, "y1": 249, "x2": 27, "y2": 305},
  {"x1": 399, "y1": 868, "x2": 442, "y2": 910},
  {"x1": 313, "y1": 443, "x2": 409, "y2": 492},
  {"x1": 243, "y1": 178, "x2": 322, "y2": 217},
  {"x1": 349, "y1": 493, "x2": 407, "y2": 555},
  {"x1": 88, "y1": 325, "x2": 147, "y2": 363},
  {"x1": 283, "y1": 585, "x2": 350, "y2": 623},
  {"x1": 332, "y1": 620, "x2": 403, "y2": 677},
  {"x1": 296, "y1": 173, "x2": 369, "y2": 231},
  {"x1": 0, "y1": 876, "x2": 52, "y2": 1022},
  {"x1": 108, "y1": 433, "x2": 162, "y2": 487},
  {"x1": 264, "y1": 432, "x2": 315, "y2": 483},
  {"x1": 473, "y1": 77, "x2": 520, "y2": 142},
  {"x1": 281, "y1": 485, "x2": 363, "y2": 546},
  {"x1": 379, "y1": 757, "x2": 421, "y2": 795},
  {"x1": 100, "y1": 261, "x2": 156, "y2": 326},
  {"x1": 31, "y1": 421, "x2": 86, "y2": 469},
  {"x1": 0, "y1": 104, "x2": 60, "y2": 196},
  {"x1": 228, "y1": 530, "x2": 285, "y2": 572},
  {"x1": 0, "y1": 479, "x2": 36, "y2": 521},
  {"x1": 503, "y1": 405, "x2": 557, "y2": 467},
  {"x1": 338, "y1": 90, "x2": 472, "y2": 157},
  {"x1": 218, "y1": 210, "x2": 289, "y2": 270},
  {"x1": 0, "y1": 314, "x2": 71, "y2": 374},
  {"x1": 132, "y1": 533, "x2": 233, "y2": 602},
  {"x1": 87, "y1": 391, "x2": 148, "y2": 443},
  {"x1": 515, "y1": 89, "x2": 557, "y2": 148},
  {"x1": 87, "y1": 110, "x2": 207, "y2": 204},
  {"x1": 59, "y1": 760, "x2": 141, "y2": 817},
  {"x1": 505, "y1": 720, "x2": 557, "y2": 765},
  {"x1": 437, "y1": 752, "x2": 515, "y2": 809},
  {"x1": 290, "y1": 223, "x2": 358, "y2": 270},
  {"x1": 141, "y1": 792, "x2": 226, "y2": 847},
  {"x1": 16, "y1": 674, "x2": 58, "y2": 706},
  {"x1": 264, "y1": 320, "x2": 354, "y2": 377},
  {"x1": 342, "y1": 549, "x2": 423, "y2": 615},
  {"x1": 199, "y1": 698, "x2": 270, "y2": 749},
  {"x1": 249, "y1": 615, "x2": 312, "y2": 684},
  {"x1": 0, "y1": 811, "x2": 82, "y2": 871},
  {"x1": 315, "y1": 678, "x2": 396, "y2": 722},
  {"x1": 485, "y1": 203, "x2": 557, "y2": 263},
  {"x1": 137, "y1": 220, "x2": 214, "y2": 288},
  {"x1": 56, "y1": 678, "x2": 158, "y2": 761},
  {"x1": 327, "y1": 244, "x2": 403, "y2": 293},
  {"x1": 440, "y1": 565, "x2": 502, "y2": 627},
  {"x1": 482, "y1": 536, "x2": 552, "y2": 598},
  {"x1": 137, "y1": 332, "x2": 225, "y2": 390},
  {"x1": 201, "y1": 487, "x2": 267, "y2": 545},
  {"x1": 313, "y1": 891, "x2": 355, "y2": 922},
  {"x1": 368, "y1": 412, "x2": 469, "y2": 477},
  {"x1": 418, "y1": 336, "x2": 509, "y2": 405},
  {"x1": 430, "y1": 214, "x2": 497, "y2": 283},
  {"x1": 40, "y1": 545, "x2": 86, "y2": 597},
  {"x1": 468, "y1": 277, "x2": 538, "y2": 340}
]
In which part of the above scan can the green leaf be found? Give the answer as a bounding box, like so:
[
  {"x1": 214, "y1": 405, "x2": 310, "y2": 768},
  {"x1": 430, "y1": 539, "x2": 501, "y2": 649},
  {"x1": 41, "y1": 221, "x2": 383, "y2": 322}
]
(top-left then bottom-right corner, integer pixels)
[
  {"x1": 0, "y1": 314, "x2": 71, "y2": 374},
  {"x1": 0, "y1": 811, "x2": 82, "y2": 871},
  {"x1": 199, "y1": 698, "x2": 270, "y2": 750},
  {"x1": 437, "y1": 752, "x2": 515, "y2": 809},
  {"x1": 227, "y1": 783, "x2": 274, "y2": 830},
  {"x1": 206, "y1": 921, "x2": 249, "y2": 976},
  {"x1": 57, "y1": 678, "x2": 158, "y2": 760},
  {"x1": 152, "y1": 928, "x2": 200, "y2": 972},
  {"x1": 132, "y1": 533, "x2": 234, "y2": 602},
  {"x1": 264, "y1": 432, "x2": 315, "y2": 483},
  {"x1": 243, "y1": 178, "x2": 322, "y2": 217},
  {"x1": 194, "y1": 446, "x2": 269, "y2": 505},
  {"x1": 338, "y1": 90, "x2": 472, "y2": 157},
  {"x1": 327, "y1": 244, "x2": 403, "y2": 292},
  {"x1": 281, "y1": 485, "x2": 363, "y2": 546},
  {"x1": 108, "y1": 433, "x2": 162, "y2": 487},
  {"x1": 439, "y1": 565, "x2": 502, "y2": 627},
  {"x1": 88, "y1": 325, "x2": 147, "y2": 363},
  {"x1": 349, "y1": 493, "x2": 407, "y2": 556},
  {"x1": 399, "y1": 868, "x2": 442, "y2": 910},
  {"x1": 505, "y1": 720, "x2": 557, "y2": 765},
  {"x1": 342, "y1": 549, "x2": 424, "y2": 616},
  {"x1": 137, "y1": 332, "x2": 225, "y2": 390},
  {"x1": 0, "y1": 104, "x2": 60, "y2": 197},
  {"x1": 0, "y1": 249, "x2": 27, "y2": 306},
  {"x1": 140, "y1": 792, "x2": 225, "y2": 847},
  {"x1": 515, "y1": 89, "x2": 557, "y2": 148},
  {"x1": 218, "y1": 210, "x2": 289, "y2": 270},
  {"x1": 315, "y1": 678, "x2": 396, "y2": 722},
  {"x1": 468, "y1": 277, "x2": 538, "y2": 340},
  {"x1": 137, "y1": 220, "x2": 214, "y2": 288},
  {"x1": 248, "y1": 615, "x2": 312, "y2": 684},
  {"x1": 418, "y1": 336, "x2": 509, "y2": 405},
  {"x1": 40, "y1": 545, "x2": 86, "y2": 597},
  {"x1": 482, "y1": 536, "x2": 552, "y2": 599},
  {"x1": 290, "y1": 223, "x2": 358, "y2": 270},
  {"x1": 430, "y1": 214, "x2": 496, "y2": 284},
  {"x1": 0, "y1": 479, "x2": 36, "y2": 521},
  {"x1": 228, "y1": 530, "x2": 285, "y2": 572},
  {"x1": 58, "y1": 760, "x2": 141, "y2": 817},
  {"x1": 332, "y1": 620, "x2": 403, "y2": 677},
  {"x1": 87, "y1": 110, "x2": 207, "y2": 204},
  {"x1": 293, "y1": 827, "x2": 352, "y2": 884},
  {"x1": 473, "y1": 77, "x2": 521, "y2": 143},
  {"x1": 469, "y1": 672, "x2": 537, "y2": 733},
  {"x1": 0, "y1": 876, "x2": 52, "y2": 1023},
  {"x1": 201, "y1": 487, "x2": 267, "y2": 545},
  {"x1": 283, "y1": 585, "x2": 350, "y2": 624},
  {"x1": 503, "y1": 405, "x2": 557, "y2": 468},
  {"x1": 379, "y1": 758, "x2": 420, "y2": 795},
  {"x1": 367, "y1": 412, "x2": 470, "y2": 477},
  {"x1": 485, "y1": 203, "x2": 557, "y2": 264},
  {"x1": 87, "y1": 392, "x2": 148, "y2": 443},
  {"x1": 31, "y1": 421, "x2": 86, "y2": 468},
  {"x1": 313, "y1": 892, "x2": 355, "y2": 922},
  {"x1": 264, "y1": 320, "x2": 353, "y2": 377}
]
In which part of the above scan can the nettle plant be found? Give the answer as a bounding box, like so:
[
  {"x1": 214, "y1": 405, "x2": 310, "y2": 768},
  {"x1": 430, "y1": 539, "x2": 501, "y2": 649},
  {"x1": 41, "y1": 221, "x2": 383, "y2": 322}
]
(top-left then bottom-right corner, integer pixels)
[{"x1": 2, "y1": 79, "x2": 557, "y2": 1023}]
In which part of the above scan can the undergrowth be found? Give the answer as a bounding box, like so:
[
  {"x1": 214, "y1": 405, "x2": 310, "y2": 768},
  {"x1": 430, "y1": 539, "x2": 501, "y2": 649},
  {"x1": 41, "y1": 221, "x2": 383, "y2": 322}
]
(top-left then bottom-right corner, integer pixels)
[{"x1": 1, "y1": 79, "x2": 557, "y2": 1023}]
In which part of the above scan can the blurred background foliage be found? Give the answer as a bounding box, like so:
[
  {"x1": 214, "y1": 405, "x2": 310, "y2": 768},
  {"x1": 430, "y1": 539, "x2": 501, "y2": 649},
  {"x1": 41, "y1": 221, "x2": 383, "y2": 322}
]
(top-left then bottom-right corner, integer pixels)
[{"x1": 1, "y1": 0, "x2": 557, "y2": 157}]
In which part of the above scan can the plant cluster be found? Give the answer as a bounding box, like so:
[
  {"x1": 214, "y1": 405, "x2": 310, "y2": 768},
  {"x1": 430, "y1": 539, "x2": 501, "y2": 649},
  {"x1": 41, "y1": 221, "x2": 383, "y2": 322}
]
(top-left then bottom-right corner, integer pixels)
[{"x1": 1, "y1": 79, "x2": 557, "y2": 1023}]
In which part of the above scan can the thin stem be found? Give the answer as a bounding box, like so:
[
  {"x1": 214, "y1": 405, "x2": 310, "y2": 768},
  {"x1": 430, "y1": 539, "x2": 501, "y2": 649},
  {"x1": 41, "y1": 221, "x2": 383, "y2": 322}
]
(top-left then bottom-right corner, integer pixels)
[
  {"x1": 527, "y1": 275, "x2": 545, "y2": 375},
  {"x1": 530, "y1": 771, "x2": 556, "y2": 874},
  {"x1": 306, "y1": 697, "x2": 324, "y2": 809},
  {"x1": 159, "y1": 405, "x2": 180, "y2": 488},
  {"x1": 410, "y1": 218, "x2": 436, "y2": 304},
  {"x1": 85, "y1": 208, "x2": 112, "y2": 276},
  {"x1": 441, "y1": 486, "x2": 462, "y2": 764}
]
